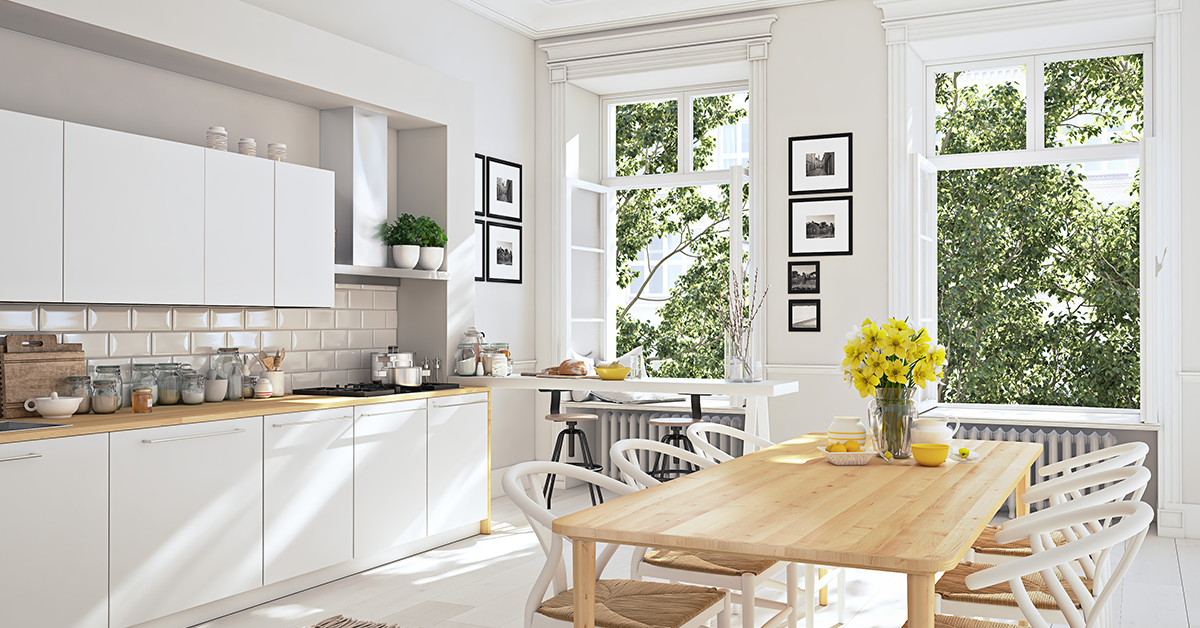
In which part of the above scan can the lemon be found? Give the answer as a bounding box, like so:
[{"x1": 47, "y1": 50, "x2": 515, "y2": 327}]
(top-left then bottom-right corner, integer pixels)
[
  {"x1": 844, "y1": 440, "x2": 862, "y2": 452},
  {"x1": 827, "y1": 442, "x2": 846, "y2": 453}
]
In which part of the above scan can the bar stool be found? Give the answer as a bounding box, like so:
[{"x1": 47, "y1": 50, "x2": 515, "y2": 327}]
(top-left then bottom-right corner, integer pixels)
[
  {"x1": 542, "y1": 413, "x2": 604, "y2": 508},
  {"x1": 648, "y1": 417, "x2": 701, "y2": 480}
]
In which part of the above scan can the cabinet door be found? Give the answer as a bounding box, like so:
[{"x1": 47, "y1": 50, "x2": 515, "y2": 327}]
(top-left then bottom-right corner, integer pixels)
[
  {"x1": 110, "y1": 417, "x2": 262, "y2": 628},
  {"x1": 64, "y1": 122, "x2": 204, "y2": 305},
  {"x1": 264, "y1": 408, "x2": 354, "y2": 584},
  {"x1": 0, "y1": 109, "x2": 63, "y2": 302},
  {"x1": 355, "y1": 399, "x2": 427, "y2": 557},
  {"x1": 0, "y1": 434, "x2": 108, "y2": 628},
  {"x1": 275, "y1": 161, "x2": 334, "y2": 307},
  {"x1": 428, "y1": 393, "x2": 489, "y2": 535},
  {"x1": 206, "y1": 150, "x2": 274, "y2": 306}
]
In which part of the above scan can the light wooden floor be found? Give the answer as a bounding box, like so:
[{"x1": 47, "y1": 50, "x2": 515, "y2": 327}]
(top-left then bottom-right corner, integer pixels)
[{"x1": 197, "y1": 486, "x2": 1197, "y2": 628}]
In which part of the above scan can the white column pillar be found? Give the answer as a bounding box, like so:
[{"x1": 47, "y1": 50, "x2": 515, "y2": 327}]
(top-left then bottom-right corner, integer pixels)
[
  {"x1": 748, "y1": 43, "x2": 768, "y2": 376},
  {"x1": 885, "y1": 26, "x2": 912, "y2": 320}
]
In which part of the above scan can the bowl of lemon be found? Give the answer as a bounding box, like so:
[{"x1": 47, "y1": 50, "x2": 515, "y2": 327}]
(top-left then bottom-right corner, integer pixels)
[
  {"x1": 819, "y1": 439, "x2": 874, "y2": 466},
  {"x1": 594, "y1": 362, "x2": 632, "y2": 381}
]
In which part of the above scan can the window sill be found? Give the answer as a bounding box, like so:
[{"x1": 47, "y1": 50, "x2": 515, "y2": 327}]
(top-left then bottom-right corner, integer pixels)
[{"x1": 922, "y1": 404, "x2": 1158, "y2": 432}]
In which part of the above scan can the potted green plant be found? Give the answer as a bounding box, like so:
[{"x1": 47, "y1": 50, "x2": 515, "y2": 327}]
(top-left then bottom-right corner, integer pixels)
[
  {"x1": 412, "y1": 215, "x2": 448, "y2": 271},
  {"x1": 380, "y1": 214, "x2": 419, "y2": 269}
]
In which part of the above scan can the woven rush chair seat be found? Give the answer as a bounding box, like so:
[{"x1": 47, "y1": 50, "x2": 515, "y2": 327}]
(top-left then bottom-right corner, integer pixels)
[
  {"x1": 972, "y1": 524, "x2": 1068, "y2": 557},
  {"x1": 901, "y1": 613, "x2": 1021, "y2": 628},
  {"x1": 537, "y1": 579, "x2": 725, "y2": 628},
  {"x1": 642, "y1": 548, "x2": 778, "y2": 577},
  {"x1": 937, "y1": 561, "x2": 1093, "y2": 610}
]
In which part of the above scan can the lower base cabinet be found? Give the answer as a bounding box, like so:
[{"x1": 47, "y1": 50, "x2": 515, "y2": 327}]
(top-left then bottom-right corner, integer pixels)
[
  {"x1": 109, "y1": 417, "x2": 264, "y2": 628},
  {"x1": 354, "y1": 399, "x2": 428, "y2": 556},
  {"x1": 0, "y1": 433, "x2": 108, "y2": 628},
  {"x1": 428, "y1": 393, "x2": 489, "y2": 535}
]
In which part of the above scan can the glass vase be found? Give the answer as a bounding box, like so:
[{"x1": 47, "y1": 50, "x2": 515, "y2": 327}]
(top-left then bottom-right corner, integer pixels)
[
  {"x1": 868, "y1": 386, "x2": 917, "y2": 459},
  {"x1": 726, "y1": 355, "x2": 754, "y2": 382}
]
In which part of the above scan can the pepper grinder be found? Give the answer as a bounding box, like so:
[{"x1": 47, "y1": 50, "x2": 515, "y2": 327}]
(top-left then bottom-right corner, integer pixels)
[
  {"x1": 433, "y1": 357, "x2": 441, "y2": 384},
  {"x1": 421, "y1": 357, "x2": 431, "y2": 385}
]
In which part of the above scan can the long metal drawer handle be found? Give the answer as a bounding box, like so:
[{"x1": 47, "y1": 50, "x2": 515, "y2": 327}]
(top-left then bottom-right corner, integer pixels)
[
  {"x1": 0, "y1": 453, "x2": 42, "y2": 463},
  {"x1": 143, "y1": 428, "x2": 246, "y2": 444},
  {"x1": 272, "y1": 415, "x2": 353, "y2": 428},
  {"x1": 435, "y1": 401, "x2": 488, "y2": 408}
]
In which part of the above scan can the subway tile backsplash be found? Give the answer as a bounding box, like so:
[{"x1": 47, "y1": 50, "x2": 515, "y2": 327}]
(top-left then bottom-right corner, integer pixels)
[{"x1": 0, "y1": 283, "x2": 401, "y2": 399}]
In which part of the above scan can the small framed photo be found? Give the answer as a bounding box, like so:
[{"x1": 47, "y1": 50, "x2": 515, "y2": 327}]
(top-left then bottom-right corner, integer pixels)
[
  {"x1": 474, "y1": 219, "x2": 486, "y2": 282},
  {"x1": 789, "y1": 299, "x2": 821, "y2": 332},
  {"x1": 486, "y1": 222, "x2": 522, "y2": 284},
  {"x1": 789, "y1": 196, "x2": 852, "y2": 257},
  {"x1": 474, "y1": 154, "x2": 486, "y2": 216},
  {"x1": 788, "y1": 261, "x2": 820, "y2": 294},
  {"x1": 788, "y1": 132, "x2": 852, "y2": 195},
  {"x1": 486, "y1": 156, "x2": 522, "y2": 222}
]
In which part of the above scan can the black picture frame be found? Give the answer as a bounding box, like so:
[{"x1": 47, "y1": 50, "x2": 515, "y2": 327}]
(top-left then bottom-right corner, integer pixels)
[
  {"x1": 486, "y1": 222, "x2": 522, "y2": 284},
  {"x1": 788, "y1": 196, "x2": 853, "y2": 257},
  {"x1": 788, "y1": 299, "x2": 821, "y2": 332},
  {"x1": 787, "y1": 261, "x2": 820, "y2": 294},
  {"x1": 485, "y1": 156, "x2": 522, "y2": 222},
  {"x1": 474, "y1": 154, "x2": 486, "y2": 217},
  {"x1": 788, "y1": 132, "x2": 853, "y2": 195},
  {"x1": 474, "y1": 219, "x2": 486, "y2": 282}
]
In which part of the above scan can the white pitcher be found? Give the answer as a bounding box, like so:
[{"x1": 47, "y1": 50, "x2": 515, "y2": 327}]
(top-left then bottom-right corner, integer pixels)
[
  {"x1": 911, "y1": 416, "x2": 961, "y2": 446},
  {"x1": 826, "y1": 416, "x2": 867, "y2": 448}
]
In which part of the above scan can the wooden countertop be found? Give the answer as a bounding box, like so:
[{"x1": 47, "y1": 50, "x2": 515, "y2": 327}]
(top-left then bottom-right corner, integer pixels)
[{"x1": 0, "y1": 387, "x2": 490, "y2": 445}]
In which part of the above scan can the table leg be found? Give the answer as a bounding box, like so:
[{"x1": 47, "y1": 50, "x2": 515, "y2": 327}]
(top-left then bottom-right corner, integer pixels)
[
  {"x1": 573, "y1": 540, "x2": 596, "y2": 628},
  {"x1": 550, "y1": 390, "x2": 562, "y2": 415},
  {"x1": 691, "y1": 394, "x2": 702, "y2": 423},
  {"x1": 1015, "y1": 469, "x2": 1031, "y2": 517},
  {"x1": 743, "y1": 395, "x2": 771, "y2": 443},
  {"x1": 907, "y1": 573, "x2": 936, "y2": 628},
  {"x1": 819, "y1": 567, "x2": 828, "y2": 606}
]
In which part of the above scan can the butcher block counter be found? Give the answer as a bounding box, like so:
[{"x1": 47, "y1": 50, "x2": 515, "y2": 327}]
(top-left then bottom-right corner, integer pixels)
[{"x1": 0, "y1": 386, "x2": 490, "y2": 444}]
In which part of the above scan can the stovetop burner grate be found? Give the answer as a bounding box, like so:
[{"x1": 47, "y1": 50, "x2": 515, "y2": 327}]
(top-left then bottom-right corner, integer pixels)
[{"x1": 293, "y1": 382, "x2": 460, "y2": 397}]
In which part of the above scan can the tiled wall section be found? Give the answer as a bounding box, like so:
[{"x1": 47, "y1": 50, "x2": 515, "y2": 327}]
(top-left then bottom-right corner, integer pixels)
[{"x1": 0, "y1": 284, "x2": 399, "y2": 398}]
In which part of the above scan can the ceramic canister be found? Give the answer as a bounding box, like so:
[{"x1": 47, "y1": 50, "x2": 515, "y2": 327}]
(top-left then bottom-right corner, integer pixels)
[{"x1": 827, "y1": 416, "x2": 867, "y2": 448}]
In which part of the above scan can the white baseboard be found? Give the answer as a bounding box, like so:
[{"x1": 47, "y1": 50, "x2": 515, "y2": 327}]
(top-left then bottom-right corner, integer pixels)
[{"x1": 1158, "y1": 502, "x2": 1200, "y2": 539}]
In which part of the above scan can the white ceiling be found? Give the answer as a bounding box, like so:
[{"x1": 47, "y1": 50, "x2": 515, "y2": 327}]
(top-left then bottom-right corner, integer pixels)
[{"x1": 444, "y1": 0, "x2": 824, "y2": 39}]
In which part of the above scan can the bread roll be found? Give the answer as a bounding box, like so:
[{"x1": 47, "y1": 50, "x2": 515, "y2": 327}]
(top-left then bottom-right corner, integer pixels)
[{"x1": 558, "y1": 359, "x2": 587, "y2": 376}]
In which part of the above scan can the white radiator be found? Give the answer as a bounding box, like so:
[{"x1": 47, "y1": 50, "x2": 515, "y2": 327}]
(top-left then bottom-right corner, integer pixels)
[
  {"x1": 597, "y1": 410, "x2": 744, "y2": 479},
  {"x1": 955, "y1": 426, "x2": 1119, "y2": 515}
]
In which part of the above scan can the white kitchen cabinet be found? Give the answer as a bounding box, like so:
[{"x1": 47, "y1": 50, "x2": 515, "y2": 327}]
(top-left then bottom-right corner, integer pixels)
[
  {"x1": 0, "y1": 433, "x2": 108, "y2": 628},
  {"x1": 354, "y1": 399, "x2": 428, "y2": 557},
  {"x1": 428, "y1": 392, "x2": 489, "y2": 535},
  {"x1": 275, "y1": 161, "x2": 334, "y2": 307},
  {"x1": 206, "y1": 150, "x2": 274, "y2": 306},
  {"x1": 109, "y1": 417, "x2": 262, "y2": 628},
  {"x1": 264, "y1": 408, "x2": 354, "y2": 585},
  {"x1": 0, "y1": 110, "x2": 63, "y2": 302},
  {"x1": 63, "y1": 122, "x2": 205, "y2": 305}
]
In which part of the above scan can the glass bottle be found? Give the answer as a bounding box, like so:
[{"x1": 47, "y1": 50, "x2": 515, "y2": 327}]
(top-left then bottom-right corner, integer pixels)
[
  {"x1": 157, "y1": 363, "x2": 181, "y2": 405},
  {"x1": 181, "y1": 373, "x2": 205, "y2": 405},
  {"x1": 91, "y1": 380, "x2": 120, "y2": 414},
  {"x1": 62, "y1": 375, "x2": 92, "y2": 414},
  {"x1": 455, "y1": 343, "x2": 479, "y2": 376},
  {"x1": 213, "y1": 348, "x2": 243, "y2": 401},
  {"x1": 93, "y1": 365, "x2": 123, "y2": 411},
  {"x1": 131, "y1": 363, "x2": 159, "y2": 406}
]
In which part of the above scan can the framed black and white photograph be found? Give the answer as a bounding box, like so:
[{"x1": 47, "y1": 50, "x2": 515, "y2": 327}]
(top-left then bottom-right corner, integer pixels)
[
  {"x1": 486, "y1": 156, "x2": 522, "y2": 222},
  {"x1": 474, "y1": 154, "x2": 486, "y2": 216},
  {"x1": 486, "y1": 222, "x2": 522, "y2": 284},
  {"x1": 788, "y1": 132, "x2": 852, "y2": 195},
  {"x1": 788, "y1": 196, "x2": 853, "y2": 257},
  {"x1": 788, "y1": 261, "x2": 820, "y2": 294},
  {"x1": 788, "y1": 299, "x2": 821, "y2": 332},
  {"x1": 474, "y1": 219, "x2": 486, "y2": 282}
]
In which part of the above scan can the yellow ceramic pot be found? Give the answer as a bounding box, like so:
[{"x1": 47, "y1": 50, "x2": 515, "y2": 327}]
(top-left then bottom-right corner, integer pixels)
[{"x1": 911, "y1": 443, "x2": 950, "y2": 467}]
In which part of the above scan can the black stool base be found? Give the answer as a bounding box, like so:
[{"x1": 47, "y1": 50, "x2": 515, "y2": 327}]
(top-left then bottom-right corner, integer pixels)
[
  {"x1": 543, "y1": 421, "x2": 606, "y2": 508},
  {"x1": 649, "y1": 426, "x2": 699, "y2": 481}
]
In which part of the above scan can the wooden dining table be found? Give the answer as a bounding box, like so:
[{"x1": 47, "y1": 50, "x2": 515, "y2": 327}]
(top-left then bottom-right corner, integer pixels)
[{"x1": 552, "y1": 434, "x2": 1043, "y2": 628}]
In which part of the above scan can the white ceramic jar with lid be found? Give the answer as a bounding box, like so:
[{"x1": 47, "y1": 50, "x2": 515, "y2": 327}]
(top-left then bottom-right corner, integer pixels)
[
  {"x1": 206, "y1": 126, "x2": 228, "y2": 150},
  {"x1": 826, "y1": 416, "x2": 867, "y2": 449}
]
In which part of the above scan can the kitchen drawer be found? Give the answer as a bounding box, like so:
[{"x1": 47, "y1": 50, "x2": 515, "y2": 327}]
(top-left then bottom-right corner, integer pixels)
[{"x1": 429, "y1": 392, "x2": 489, "y2": 408}]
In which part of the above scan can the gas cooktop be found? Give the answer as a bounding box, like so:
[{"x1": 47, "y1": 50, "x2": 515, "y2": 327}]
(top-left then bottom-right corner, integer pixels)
[{"x1": 293, "y1": 382, "x2": 460, "y2": 397}]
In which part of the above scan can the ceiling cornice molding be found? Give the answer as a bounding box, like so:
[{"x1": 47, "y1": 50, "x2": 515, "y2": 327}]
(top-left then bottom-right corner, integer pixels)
[
  {"x1": 539, "y1": 14, "x2": 776, "y2": 63},
  {"x1": 445, "y1": 0, "x2": 540, "y2": 38},
  {"x1": 874, "y1": 0, "x2": 1157, "y2": 41}
]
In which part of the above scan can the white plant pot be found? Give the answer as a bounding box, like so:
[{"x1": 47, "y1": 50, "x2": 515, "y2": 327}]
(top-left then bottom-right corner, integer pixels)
[
  {"x1": 417, "y1": 246, "x2": 444, "y2": 271},
  {"x1": 391, "y1": 245, "x2": 419, "y2": 269}
]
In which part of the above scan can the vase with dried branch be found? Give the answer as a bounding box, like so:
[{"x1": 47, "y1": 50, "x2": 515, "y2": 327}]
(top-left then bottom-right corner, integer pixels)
[{"x1": 720, "y1": 268, "x2": 768, "y2": 382}]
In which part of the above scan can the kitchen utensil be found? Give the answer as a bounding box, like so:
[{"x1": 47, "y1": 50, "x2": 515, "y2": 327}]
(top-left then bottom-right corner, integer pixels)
[
  {"x1": 386, "y1": 366, "x2": 422, "y2": 387},
  {"x1": 1, "y1": 334, "x2": 86, "y2": 419},
  {"x1": 911, "y1": 443, "x2": 950, "y2": 467},
  {"x1": 204, "y1": 379, "x2": 227, "y2": 402},
  {"x1": 594, "y1": 365, "x2": 632, "y2": 381},
  {"x1": 23, "y1": 392, "x2": 82, "y2": 419}
]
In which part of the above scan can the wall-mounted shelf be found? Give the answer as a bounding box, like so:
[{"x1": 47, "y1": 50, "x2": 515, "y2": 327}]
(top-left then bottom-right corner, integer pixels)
[{"x1": 333, "y1": 264, "x2": 449, "y2": 282}]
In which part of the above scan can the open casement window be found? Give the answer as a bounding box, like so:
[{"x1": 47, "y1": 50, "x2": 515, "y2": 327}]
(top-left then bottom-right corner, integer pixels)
[{"x1": 912, "y1": 153, "x2": 938, "y2": 412}]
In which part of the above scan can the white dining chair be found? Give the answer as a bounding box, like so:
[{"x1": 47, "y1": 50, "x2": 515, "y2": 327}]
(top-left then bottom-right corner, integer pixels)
[
  {"x1": 502, "y1": 461, "x2": 732, "y2": 628},
  {"x1": 686, "y1": 421, "x2": 775, "y2": 462},
  {"x1": 904, "y1": 500, "x2": 1153, "y2": 628},
  {"x1": 937, "y1": 464, "x2": 1151, "y2": 627},
  {"x1": 612, "y1": 438, "x2": 843, "y2": 628}
]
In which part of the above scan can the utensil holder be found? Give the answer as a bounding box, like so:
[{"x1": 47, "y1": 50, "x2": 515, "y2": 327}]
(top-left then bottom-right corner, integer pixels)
[{"x1": 262, "y1": 371, "x2": 285, "y2": 397}]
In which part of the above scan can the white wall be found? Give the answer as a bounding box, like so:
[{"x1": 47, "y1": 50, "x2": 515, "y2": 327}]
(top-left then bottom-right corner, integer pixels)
[{"x1": 1177, "y1": 1, "x2": 1200, "y2": 506}]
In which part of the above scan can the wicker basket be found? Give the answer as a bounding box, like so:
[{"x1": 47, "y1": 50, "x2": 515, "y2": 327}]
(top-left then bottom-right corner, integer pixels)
[{"x1": 818, "y1": 447, "x2": 874, "y2": 466}]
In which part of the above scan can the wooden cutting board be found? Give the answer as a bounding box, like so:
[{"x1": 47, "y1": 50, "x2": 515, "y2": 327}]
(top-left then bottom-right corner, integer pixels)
[
  {"x1": 520, "y1": 372, "x2": 601, "y2": 380},
  {"x1": 1, "y1": 334, "x2": 86, "y2": 419}
]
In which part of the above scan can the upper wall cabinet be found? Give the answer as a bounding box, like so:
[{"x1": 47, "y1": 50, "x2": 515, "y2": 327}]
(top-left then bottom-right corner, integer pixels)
[
  {"x1": 205, "y1": 150, "x2": 274, "y2": 307},
  {"x1": 0, "y1": 110, "x2": 63, "y2": 303},
  {"x1": 275, "y1": 162, "x2": 334, "y2": 308},
  {"x1": 64, "y1": 123, "x2": 205, "y2": 305}
]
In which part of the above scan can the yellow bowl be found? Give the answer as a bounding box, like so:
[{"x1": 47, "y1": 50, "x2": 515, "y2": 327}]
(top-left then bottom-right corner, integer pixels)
[
  {"x1": 911, "y1": 443, "x2": 950, "y2": 467},
  {"x1": 594, "y1": 365, "x2": 632, "y2": 381}
]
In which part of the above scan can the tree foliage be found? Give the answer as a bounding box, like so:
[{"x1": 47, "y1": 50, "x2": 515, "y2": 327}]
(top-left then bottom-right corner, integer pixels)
[
  {"x1": 614, "y1": 95, "x2": 747, "y2": 378},
  {"x1": 936, "y1": 55, "x2": 1142, "y2": 408}
]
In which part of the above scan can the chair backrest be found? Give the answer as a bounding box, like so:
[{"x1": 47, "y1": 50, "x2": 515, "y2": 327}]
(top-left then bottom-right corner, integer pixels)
[
  {"x1": 965, "y1": 500, "x2": 1153, "y2": 628},
  {"x1": 610, "y1": 438, "x2": 716, "y2": 488},
  {"x1": 1039, "y1": 442, "x2": 1149, "y2": 501},
  {"x1": 503, "y1": 461, "x2": 636, "y2": 628},
  {"x1": 685, "y1": 421, "x2": 775, "y2": 462}
]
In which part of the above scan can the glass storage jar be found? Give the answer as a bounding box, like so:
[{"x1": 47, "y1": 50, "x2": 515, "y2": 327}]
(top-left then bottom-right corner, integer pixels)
[
  {"x1": 242, "y1": 375, "x2": 257, "y2": 399},
  {"x1": 157, "y1": 363, "x2": 181, "y2": 405},
  {"x1": 131, "y1": 363, "x2": 159, "y2": 406},
  {"x1": 132, "y1": 388, "x2": 153, "y2": 413},
  {"x1": 213, "y1": 348, "x2": 243, "y2": 401},
  {"x1": 93, "y1": 365, "x2": 123, "y2": 411},
  {"x1": 181, "y1": 373, "x2": 205, "y2": 405},
  {"x1": 480, "y1": 344, "x2": 497, "y2": 375},
  {"x1": 455, "y1": 343, "x2": 479, "y2": 376},
  {"x1": 91, "y1": 380, "x2": 120, "y2": 414},
  {"x1": 62, "y1": 375, "x2": 92, "y2": 414}
]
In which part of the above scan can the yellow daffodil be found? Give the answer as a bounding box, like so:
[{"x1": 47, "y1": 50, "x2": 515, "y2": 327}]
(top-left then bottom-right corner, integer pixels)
[
  {"x1": 861, "y1": 323, "x2": 885, "y2": 350},
  {"x1": 882, "y1": 359, "x2": 908, "y2": 385},
  {"x1": 842, "y1": 338, "x2": 867, "y2": 368},
  {"x1": 852, "y1": 369, "x2": 880, "y2": 398},
  {"x1": 862, "y1": 351, "x2": 888, "y2": 379},
  {"x1": 879, "y1": 330, "x2": 908, "y2": 358},
  {"x1": 912, "y1": 327, "x2": 932, "y2": 345},
  {"x1": 888, "y1": 317, "x2": 910, "y2": 333},
  {"x1": 909, "y1": 342, "x2": 931, "y2": 362},
  {"x1": 913, "y1": 359, "x2": 936, "y2": 388},
  {"x1": 931, "y1": 344, "x2": 947, "y2": 367}
]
